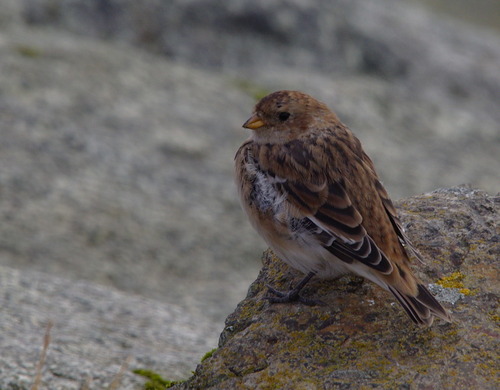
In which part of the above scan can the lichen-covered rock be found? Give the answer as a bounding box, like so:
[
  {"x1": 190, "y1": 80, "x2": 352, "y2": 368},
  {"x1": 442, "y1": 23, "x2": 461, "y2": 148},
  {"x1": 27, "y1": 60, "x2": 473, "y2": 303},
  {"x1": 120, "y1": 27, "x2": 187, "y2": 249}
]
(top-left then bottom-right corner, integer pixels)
[{"x1": 176, "y1": 186, "x2": 499, "y2": 389}]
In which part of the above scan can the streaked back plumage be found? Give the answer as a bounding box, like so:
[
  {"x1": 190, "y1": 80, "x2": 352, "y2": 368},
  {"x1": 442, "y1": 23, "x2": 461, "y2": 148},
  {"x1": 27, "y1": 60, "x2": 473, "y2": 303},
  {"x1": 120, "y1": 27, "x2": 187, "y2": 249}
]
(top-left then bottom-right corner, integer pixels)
[{"x1": 235, "y1": 90, "x2": 452, "y2": 326}]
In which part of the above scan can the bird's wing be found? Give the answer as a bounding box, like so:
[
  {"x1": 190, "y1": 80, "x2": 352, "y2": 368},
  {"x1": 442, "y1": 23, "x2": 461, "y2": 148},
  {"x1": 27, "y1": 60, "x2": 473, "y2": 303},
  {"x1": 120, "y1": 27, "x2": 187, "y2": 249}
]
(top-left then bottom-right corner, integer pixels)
[
  {"x1": 277, "y1": 173, "x2": 451, "y2": 326},
  {"x1": 246, "y1": 137, "x2": 395, "y2": 275},
  {"x1": 280, "y1": 177, "x2": 394, "y2": 275}
]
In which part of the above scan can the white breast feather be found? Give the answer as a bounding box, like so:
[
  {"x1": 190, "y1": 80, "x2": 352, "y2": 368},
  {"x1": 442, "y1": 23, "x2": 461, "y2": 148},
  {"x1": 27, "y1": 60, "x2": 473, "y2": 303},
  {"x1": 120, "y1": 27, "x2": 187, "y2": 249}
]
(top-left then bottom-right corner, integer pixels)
[{"x1": 246, "y1": 161, "x2": 287, "y2": 214}]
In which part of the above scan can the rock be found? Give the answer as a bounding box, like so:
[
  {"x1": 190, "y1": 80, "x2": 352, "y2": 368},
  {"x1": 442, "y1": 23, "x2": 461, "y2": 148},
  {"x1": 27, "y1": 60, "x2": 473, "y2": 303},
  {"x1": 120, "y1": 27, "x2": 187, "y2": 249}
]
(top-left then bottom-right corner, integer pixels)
[
  {"x1": 0, "y1": 26, "x2": 262, "y2": 323},
  {"x1": 0, "y1": 265, "x2": 220, "y2": 390},
  {"x1": 176, "y1": 186, "x2": 499, "y2": 389},
  {"x1": 10, "y1": 1, "x2": 500, "y2": 198}
]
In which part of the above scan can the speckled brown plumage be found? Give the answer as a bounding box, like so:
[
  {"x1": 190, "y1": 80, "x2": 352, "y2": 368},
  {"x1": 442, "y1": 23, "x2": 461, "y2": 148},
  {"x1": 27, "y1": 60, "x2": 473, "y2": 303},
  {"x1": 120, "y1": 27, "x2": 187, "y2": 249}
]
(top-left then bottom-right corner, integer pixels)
[{"x1": 235, "y1": 90, "x2": 451, "y2": 326}]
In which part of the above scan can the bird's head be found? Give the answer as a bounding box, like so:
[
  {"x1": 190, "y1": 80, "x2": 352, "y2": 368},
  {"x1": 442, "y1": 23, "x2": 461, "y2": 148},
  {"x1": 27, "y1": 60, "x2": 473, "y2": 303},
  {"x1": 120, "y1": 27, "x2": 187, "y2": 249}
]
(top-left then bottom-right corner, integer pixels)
[{"x1": 242, "y1": 90, "x2": 337, "y2": 144}]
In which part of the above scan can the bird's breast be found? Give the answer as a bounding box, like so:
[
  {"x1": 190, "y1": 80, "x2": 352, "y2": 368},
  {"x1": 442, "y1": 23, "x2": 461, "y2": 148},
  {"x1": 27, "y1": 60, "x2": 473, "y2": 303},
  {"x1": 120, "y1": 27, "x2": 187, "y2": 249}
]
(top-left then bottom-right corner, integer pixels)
[{"x1": 246, "y1": 162, "x2": 287, "y2": 216}]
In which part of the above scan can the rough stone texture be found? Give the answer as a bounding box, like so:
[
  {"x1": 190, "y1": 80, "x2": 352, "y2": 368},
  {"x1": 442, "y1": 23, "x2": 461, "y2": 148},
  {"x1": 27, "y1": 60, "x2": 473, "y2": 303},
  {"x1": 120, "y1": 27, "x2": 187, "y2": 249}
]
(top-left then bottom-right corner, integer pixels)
[
  {"x1": 0, "y1": 265, "x2": 220, "y2": 390},
  {"x1": 13, "y1": 0, "x2": 500, "y2": 197},
  {"x1": 0, "y1": 27, "x2": 260, "y2": 322},
  {"x1": 177, "y1": 187, "x2": 499, "y2": 389}
]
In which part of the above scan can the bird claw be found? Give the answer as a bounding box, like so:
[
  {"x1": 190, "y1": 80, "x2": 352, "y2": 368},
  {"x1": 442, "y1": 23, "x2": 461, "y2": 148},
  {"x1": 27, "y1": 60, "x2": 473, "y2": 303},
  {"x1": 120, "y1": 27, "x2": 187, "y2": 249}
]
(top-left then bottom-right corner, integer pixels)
[{"x1": 264, "y1": 284, "x2": 325, "y2": 306}]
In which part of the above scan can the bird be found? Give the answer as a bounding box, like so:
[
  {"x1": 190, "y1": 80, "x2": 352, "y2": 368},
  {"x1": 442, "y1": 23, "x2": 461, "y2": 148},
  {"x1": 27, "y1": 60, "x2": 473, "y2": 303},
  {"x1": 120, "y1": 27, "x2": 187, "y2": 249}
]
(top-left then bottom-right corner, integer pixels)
[{"x1": 234, "y1": 90, "x2": 452, "y2": 326}]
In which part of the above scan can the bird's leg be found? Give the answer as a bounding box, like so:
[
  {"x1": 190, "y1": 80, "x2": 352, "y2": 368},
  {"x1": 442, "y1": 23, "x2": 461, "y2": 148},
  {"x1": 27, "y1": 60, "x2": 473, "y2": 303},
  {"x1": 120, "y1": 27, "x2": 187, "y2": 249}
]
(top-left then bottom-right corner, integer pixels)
[{"x1": 265, "y1": 271, "x2": 324, "y2": 306}]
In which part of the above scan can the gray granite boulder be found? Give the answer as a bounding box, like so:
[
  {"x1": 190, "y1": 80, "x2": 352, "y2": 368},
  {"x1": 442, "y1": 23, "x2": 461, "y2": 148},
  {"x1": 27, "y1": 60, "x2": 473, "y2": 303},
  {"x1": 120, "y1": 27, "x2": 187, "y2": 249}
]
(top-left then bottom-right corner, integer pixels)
[{"x1": 0, "y1": 265, "x2": 220, "y2": 389}]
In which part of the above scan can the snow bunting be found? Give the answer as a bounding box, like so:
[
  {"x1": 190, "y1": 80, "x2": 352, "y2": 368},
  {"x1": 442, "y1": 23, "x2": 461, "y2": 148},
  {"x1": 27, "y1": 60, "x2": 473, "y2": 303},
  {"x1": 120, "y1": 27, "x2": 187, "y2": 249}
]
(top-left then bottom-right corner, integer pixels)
[{"x1": 234, "y1": 90, "x2": 451, "y2": 326}]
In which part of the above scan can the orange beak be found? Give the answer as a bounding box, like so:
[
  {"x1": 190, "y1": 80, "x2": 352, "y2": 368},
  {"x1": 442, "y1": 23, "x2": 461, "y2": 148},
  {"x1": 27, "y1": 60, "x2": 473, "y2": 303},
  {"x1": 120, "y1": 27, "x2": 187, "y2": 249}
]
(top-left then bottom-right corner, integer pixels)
[{"x1": 242, "y1": 113, "x2": 265, "y2": 129}]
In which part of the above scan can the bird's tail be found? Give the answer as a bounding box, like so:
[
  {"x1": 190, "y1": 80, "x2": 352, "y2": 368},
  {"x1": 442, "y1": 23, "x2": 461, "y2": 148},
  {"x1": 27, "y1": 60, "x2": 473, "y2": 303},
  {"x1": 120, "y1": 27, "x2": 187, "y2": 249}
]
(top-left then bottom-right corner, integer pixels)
[{"x1": 388, "y1": 283, "x2": 452, "y2": 326}]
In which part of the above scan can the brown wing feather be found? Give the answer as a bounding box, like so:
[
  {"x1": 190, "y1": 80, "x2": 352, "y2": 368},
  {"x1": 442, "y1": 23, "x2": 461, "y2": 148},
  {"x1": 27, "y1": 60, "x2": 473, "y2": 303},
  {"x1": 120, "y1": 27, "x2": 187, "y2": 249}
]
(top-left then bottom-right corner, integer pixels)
[
  {"x1": 269, "y1": 148, "x2": 451, "y2": 324},
  {"x1": 249, "y1": 135, "x2": 393, "y2": 275},
  {"x1": 283, "y1": 177, "x2": 395, "y2": 275}
]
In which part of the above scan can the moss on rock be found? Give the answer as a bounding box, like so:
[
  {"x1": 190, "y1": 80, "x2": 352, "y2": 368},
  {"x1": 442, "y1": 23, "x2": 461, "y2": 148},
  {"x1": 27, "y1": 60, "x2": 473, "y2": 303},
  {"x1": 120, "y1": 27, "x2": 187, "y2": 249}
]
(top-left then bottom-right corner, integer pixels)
[{"x1": 173, "y1": 187, "x2": 499, "y2": 389}]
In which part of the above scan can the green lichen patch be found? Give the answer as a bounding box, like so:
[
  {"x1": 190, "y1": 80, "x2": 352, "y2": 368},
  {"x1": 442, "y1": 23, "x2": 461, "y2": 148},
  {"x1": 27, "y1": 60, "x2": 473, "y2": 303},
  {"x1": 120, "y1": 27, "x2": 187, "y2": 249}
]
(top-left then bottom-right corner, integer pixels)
[
  {"x1": 201, "y1": 348, "x2": 217, "y2": 362},
  {"x1": 133, "y1": 369, "x2": 182, "y2": 389},
  {"x1": 15, "y1": 44, "x2": 43, "y2": 58},
  {"x1": 232, "y1": 79, "x2": 271, "y2": 101}
]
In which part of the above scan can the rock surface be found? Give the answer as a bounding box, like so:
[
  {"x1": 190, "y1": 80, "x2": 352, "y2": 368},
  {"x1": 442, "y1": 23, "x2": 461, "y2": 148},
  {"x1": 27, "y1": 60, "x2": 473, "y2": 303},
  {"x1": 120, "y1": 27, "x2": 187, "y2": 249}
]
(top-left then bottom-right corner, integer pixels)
[
  {"x1": 0, "y1": 265, "x2": 220, "y2": 390},
  {"x1": 0, "y1": 26, "x2": 260, "y2": 322},
  {"x1": 11, "y1": 0, "x2": 500, "y2": 197},
  {"x1": 177, "y1": 187, "x2": 499, "y2": 389}
]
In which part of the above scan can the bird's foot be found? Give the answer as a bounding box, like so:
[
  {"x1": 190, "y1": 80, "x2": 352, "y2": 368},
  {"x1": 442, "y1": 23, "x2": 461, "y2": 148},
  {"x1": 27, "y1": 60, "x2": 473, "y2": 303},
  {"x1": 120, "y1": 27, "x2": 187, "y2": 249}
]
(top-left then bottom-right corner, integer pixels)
[
  {"x1": 265, "y1": 285, "x2": 323, "y2": 306},
  {"x1": 264, "y1": 272, "x2": 325, "y2": 306}
]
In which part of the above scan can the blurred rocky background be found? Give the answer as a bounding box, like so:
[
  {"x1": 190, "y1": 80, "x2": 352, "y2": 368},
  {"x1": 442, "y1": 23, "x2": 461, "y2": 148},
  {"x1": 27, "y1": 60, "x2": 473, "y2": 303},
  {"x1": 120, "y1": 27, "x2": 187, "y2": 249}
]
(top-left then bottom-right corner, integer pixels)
[{"x1": 0, "y1": 0, "x2": 498, "y2": 388}]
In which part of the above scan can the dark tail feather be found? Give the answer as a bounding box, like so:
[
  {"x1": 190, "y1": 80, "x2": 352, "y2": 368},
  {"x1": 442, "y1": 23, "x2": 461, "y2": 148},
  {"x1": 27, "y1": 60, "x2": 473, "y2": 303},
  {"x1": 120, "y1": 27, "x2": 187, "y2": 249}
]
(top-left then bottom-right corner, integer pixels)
[{"x1": 388, "y1": 284, "x2": 452, "y2": 326}]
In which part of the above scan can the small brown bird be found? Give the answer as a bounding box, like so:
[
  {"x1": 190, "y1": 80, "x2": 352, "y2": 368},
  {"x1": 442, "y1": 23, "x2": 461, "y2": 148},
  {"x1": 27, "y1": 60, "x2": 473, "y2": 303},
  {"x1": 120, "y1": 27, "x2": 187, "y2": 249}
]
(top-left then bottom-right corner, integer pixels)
[{"x1": 235, "y1": 90, "x2": 451, "y2": 326}]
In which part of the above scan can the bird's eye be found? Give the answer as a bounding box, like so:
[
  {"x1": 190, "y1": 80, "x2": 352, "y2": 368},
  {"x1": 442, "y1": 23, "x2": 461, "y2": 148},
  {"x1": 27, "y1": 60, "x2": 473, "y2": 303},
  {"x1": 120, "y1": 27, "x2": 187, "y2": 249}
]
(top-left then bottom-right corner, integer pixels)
[{"x1": 278, "y1": 112, "x2": 290, "y2": 122}]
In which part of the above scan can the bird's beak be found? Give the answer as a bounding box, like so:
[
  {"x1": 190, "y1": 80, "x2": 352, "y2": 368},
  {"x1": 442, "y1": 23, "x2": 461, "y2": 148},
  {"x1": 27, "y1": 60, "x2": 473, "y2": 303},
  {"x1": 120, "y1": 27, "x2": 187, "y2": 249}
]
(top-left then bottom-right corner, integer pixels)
[{"x1": 243, "y1": 113, "x2": 265, "y2": 129}]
